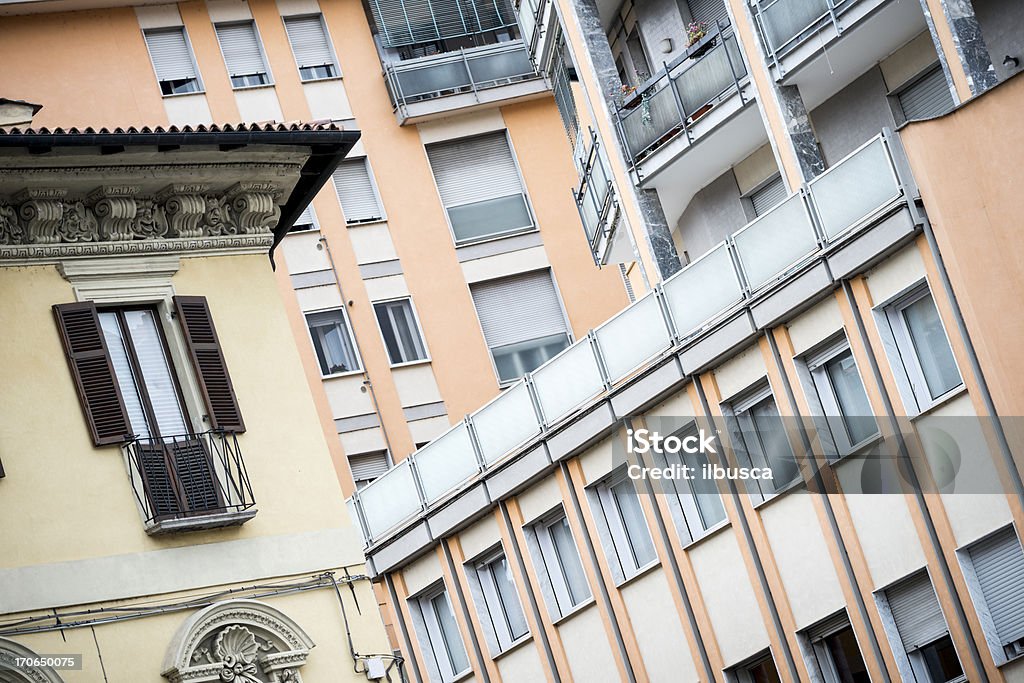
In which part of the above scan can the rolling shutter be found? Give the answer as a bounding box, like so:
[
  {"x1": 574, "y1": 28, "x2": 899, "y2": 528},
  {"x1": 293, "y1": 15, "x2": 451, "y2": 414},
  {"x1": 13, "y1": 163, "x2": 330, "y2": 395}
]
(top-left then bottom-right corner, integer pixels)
[
  {"x1": 333, "y1": 158, "x2": 384, "y2": 223},
  {"x1": 350, "y1": 451, "x2": 390, "y2": 485},
  {"x1": 887, "y1": 571, "x2": 948, "y2": 651},
  {"x1": 750, "y1": 174, "x2": 787, "y2": 217},
  {"x1": 686, "y1": 0, "x2": 730, "y2": 29},
  {"x1": 284, "y1": 15, "x2": 335, "y2": 69},
  {"x1": 144, "y1": 28, "x2": 198, "y2": 82},
  {"x1": 173, "y1": 296, "x2": 245, "y2": 432},
  {"x1": 898, "y1": 66, "x2": 955, "y2": 121},
  {"x1": 806, "y1": 611, "x2": 850, "y2": 642},
  {"x1": 54, "y1": 302, "x2": 132, "y2": 446},
  {"x1": 427, "y1": 132, "x2": 523, "y2": 208},
  {"x1": 215, "y1": 22, "x2": 267, "y2": 77},
  {"x1": 470, "y1": 270, "x2": 567, "y2": 349},
  {"x1": 369, "y1": 0, "x2": 517, "y2": 48},
  {"x1": 969, "y1": 527, "x2": 1024, "y2": 647}
]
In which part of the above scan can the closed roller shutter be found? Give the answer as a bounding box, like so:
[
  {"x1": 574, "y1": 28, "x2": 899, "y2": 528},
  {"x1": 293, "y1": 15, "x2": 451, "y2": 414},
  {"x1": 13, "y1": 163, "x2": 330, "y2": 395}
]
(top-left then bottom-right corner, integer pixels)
[
  {"x1": 969, "y1": 527, "x2": 1024, "y2": 648},
  {"x1": 215, "y1": 22, "x2": 267, "y2": 77},
  {"x1": 333, "y1": 158, "x2": 384, "y2": 223},
  {"x1": 898, "y1": 66, "x2": 955, "y2": 121},
  {"x1": 806, "y1": 611, "x2": 851, "y2": 642},
  {"x1": 144, "y1": 28, "x2": 198, "y2": 82},
  {"x1": 470, "y1": 270, "x2": 567, "y2": 348},
  {"x1": 284, "y1": 15, "x2": 335, "y2": 69},
  {"x1": 887, "y1": 571, "x2": 948, "y2": 651},
  {"x1": 750, "y1": 174, "x2": 787, "y2": 217},
  {"x1": 350, "y1": 451, "x2": 390, "y2": 486},
  {"x1": 686, "y1": 0, "x2": 730, "y2": 29},
  {"x1": 427, "y1": 132, "x2": 524, "y2": 208},
  {"x1": 369, "y1": 0, "x2": 517, "y2": 48}
]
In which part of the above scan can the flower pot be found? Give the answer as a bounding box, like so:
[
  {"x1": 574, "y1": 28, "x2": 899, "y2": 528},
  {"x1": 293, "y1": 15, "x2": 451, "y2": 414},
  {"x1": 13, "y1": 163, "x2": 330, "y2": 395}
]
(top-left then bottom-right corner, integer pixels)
[{"x1": 688, "y1": 36, "x2": 718, "y2": 60}]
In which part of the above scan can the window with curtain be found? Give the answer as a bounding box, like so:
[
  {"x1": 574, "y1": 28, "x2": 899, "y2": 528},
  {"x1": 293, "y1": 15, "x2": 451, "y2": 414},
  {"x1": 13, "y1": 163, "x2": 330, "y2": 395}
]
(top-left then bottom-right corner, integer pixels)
[
  {"x1": 374, "y1": 298, "x2": 427, "y2": 365},
  {"x1": 305, "y1": 309, "x2": 361, "y2": 375},
  {"x1": 143, "y1": 27, "x2": 202, "y2": 95},
  {"x1": 214, "y1": 21, "x2": 270, "y2": 88}
]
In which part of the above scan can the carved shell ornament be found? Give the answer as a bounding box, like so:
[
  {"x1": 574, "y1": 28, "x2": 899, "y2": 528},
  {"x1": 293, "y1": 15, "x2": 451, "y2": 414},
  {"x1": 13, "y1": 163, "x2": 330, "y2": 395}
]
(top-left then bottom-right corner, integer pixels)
[{"x1": 214, "y1": 625, "x2": 262, "y2": 682}]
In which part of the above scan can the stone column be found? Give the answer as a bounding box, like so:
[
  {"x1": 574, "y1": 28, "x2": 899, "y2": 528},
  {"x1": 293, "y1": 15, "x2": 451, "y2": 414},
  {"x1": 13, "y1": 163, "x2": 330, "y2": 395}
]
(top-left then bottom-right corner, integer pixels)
[{"x1": 920, "y1": 0, "x2": 997, "y2": 96}]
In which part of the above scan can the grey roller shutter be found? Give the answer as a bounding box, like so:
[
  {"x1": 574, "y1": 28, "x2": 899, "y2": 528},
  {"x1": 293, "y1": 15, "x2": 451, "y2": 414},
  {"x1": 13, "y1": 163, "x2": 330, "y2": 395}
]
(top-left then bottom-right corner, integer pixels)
[
  {"x1": 369, "y1": 0, "x2": 517, "y2": 48},
  {"x1": 887, "y1": 571, "x2": 948, "y2": 651},
  {"x1": 333, "y1": 159, "x2": 384, "y2": 223},
  {"x1": 686, "y1": 0, "x2": 730, "y2": 28},
  {"x1": 215, "y1": 22, "x2": 267, "y2": 77},
  {"x1": 470, "y1": 270, "x2": 567, "y2": 348},
  {"x1": 427, "y1": 132, "x2": 523, "y2": 208},
  {"x1": 969, "y1": 527, "x2": 1024, "y2": 647},
  {"x1": 806, "y1": 611, "x2": 851, "y2": 642},
  {"x1": 144, "y1": 28, "x2": 198, "y2": 82},
  {"x1": 898, "y1": 66, "x2": 955, "y2": 121},
  {"x1": 750, "y1": 174, "x2": 787, "y2": 217},
  {"x1": 350, "y1": 451, "x2": 391, "y2": 485},
  {"x1": 284, "y1": 15, "x2": 335, "y2": 69},
  {"x1": 296, "y1": 205, "x2": 315, "y2": 227}
]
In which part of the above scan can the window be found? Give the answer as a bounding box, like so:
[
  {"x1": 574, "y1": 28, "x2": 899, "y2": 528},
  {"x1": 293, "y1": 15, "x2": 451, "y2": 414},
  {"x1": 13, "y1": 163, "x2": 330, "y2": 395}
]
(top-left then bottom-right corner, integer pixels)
[
  {"x1": 143, "y1": 27, "x2": 203, "y2": 95},
  {"x1": 474, "y1": 550, "x2": 529, "y2": 651},
  {"x1": 882, "y1": 570, "x2": 964, "y2": 682},
  {"x1": 805, "y1": 338, "x2": 878, "y2": 458},
  {"x1": 426, "y1": 132, "x2": 534, "y2": 244},
  {"x1": 333, "y1": 158, "x2": 385, "y2": 224},
  {"x1": 685, "y1": 0, "x2": 731, "y2": 29},
  {"x1": 214, "y1": 21, "x2": 271, "y2": 88},
  {"x1": 659, "y1": 422, "x2": 727, "y2": 543},
  {"x1": 727, "y1": 650, "x2": 782, "y2": 683},
  {"x1": 727, "y1": 384, "x2": 800, "y2": 500},
  {"x1": 288, "y1": 204, "x2": 317, "y2": 233},
  {"x1": 374, "y1": 298, "x2": 427, "y2": 365},
  {"x1": 349, "y1": 450, "x2": 390, "y2": 489},
  {"x1": 469, "y1": 270, "x2": 570, "y2": 383},
  {"x1": 305, "y1": 309, "x2": 361, "y2": 375},
  {"x1": 801, "y1": 611, "x2": 870, "y2": 683},
  {"x1": 896, "y1": 65, "x2": 955, "y2": 122},
  {"x1": 749, "y1": 174, "x2": 787, "y2": 217},
  {"x1": 533, "y1": 511, "x2": 591, "y2": 618},
  {"x1": 881, "y1": 285, "x2": 962, "y2": 413},
  {"x1": 412, "y1": 585, "x2": 471, "y2": 682},
  {"x1": 962, "y1": 526, "x2": 1024, "y2": 662},
  {"x1": 593, "y1": 473, "x2": 657, "y2": 582},
  {"x1": 283, "y1": 14, "x2": 338, "y2": 81}
]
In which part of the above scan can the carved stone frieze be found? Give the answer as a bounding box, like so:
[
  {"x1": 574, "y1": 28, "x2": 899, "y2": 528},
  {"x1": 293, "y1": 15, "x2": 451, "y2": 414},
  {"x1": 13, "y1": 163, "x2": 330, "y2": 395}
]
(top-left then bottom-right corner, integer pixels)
[{"x1": 14, "y1": 188, "x2": 68, "y2": 244}]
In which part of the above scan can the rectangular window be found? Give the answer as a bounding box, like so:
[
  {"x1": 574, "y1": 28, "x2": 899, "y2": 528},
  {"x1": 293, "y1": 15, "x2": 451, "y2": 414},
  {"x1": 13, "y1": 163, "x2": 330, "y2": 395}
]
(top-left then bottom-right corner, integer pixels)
[
  {"x1": 534, "y1": 512, "x2": 591, "y2": 618},
  {"x1": 305, "y1": 308, "x2": 361, "y2": 375},
  {"x1": 413, "y1": 585, "x2": 471, "y2": 682},
  {"x1": 727, "y1": 385, "x2": 800, "y2": 500},
  {"x1": 801, "y1": 611, "x2": 870, "y2": 683},
  {"x1": 727, "y1": 651, "x2": 782, "y2": 683},
  {"x1": 660, "y1": 422, "x2": 727, "y2": 542},
  {"x1": 288, "y1": 204, "x2": 317, "y2": 233},
  {"x1": 883, "y1": 570, "x2": 963, "y2": 682},
  {"x1": 594, "y1": 474, "x2": 657, "y2": 582},
  {"x1": 426, "y1": 132, "x2": 534, "y2": 244},
  {"x1": 333, "y1": 158, "x2": 385, "y2": 224},
  {"x1": 469, "y1": 269, "x2": 570, "y2": 383},
  {"x1": 882, "y1": 285, "x2": 962, "y2": 413},
  {"x1": 475, "y1": 551, "x2": 529, "y2": 651},
  {"x1": 214, "y1": 21, "x2": 271, "y2": 88},
  {"x1": 374, "y1": 298, "x2": 427, "y2": 365},
  {"x1": 143, "y1": 27, "x2": 203, "y2": 95},
  {"x1": 349, "y1": 450, "x2": 390, "y2": 489},
  {"x1": 749, "y1": 174, "x2": 787, "y2": 217},
  {"x1": 806, "y1": 338, "x2": 878, "y2": 458},
  {"x1": 897, "y1": 65, "x2": 955, "y2": 122},
  {"x1": 283, "y1": 14, "x2": 338, "y2": 81},
  {"x1": 964, "y1": 526, "x2": 1024, "y2": 662}
]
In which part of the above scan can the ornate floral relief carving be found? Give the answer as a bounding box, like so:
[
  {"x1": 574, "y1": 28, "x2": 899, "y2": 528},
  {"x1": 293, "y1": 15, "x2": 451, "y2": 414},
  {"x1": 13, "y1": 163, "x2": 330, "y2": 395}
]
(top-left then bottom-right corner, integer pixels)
[
  {"x1": 0, "y1": 201, "x2": 22, "y2": 244},
  {"x1": 89, "y1": 187, "x2": 140, "y2": 241},
  {"x1": 15, "y1": 189, "x2": 67, "y2": 244}
]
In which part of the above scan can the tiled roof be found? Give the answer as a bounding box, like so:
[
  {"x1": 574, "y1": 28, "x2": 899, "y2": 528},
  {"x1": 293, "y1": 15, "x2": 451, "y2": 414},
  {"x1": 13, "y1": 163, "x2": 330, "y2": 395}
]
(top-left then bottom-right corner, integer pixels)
[{"x1": 0, "y1": 119, "x2": 347, "y2": 136}]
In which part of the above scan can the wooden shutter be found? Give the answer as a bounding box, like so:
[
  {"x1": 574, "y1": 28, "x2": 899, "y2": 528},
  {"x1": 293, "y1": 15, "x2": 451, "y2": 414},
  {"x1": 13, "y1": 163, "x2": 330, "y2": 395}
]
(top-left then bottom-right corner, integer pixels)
[
  {"x1": 470, "y1": 270, "x2": 567, "y2": 349},
  {"x1": 284, "y1": 15, "x2": 335, "y2": 69},
  {"x1": 886, "y1": 571, "x2": 948, "y2": 651},
  {"x1": 333, "y1": 158, "x2": 384, "y2": 223},
  {"x1": 969, "y1": 527, "x2": 1024, "y2": 647},
  {"x1": 750, "y1": 174, "x2": 787, "y2": 217},
  {"x1": 54, "y1": 302, "x2": 132, "y2": 446},
  {"x1": 427, "y1": 132, "x2": 524, "y2": 209},
  {"x1": 215, "y1": 22, "x2": 267, "y2": 77},
  {"x1": 899, "y1": 66, "x2": 955, "y2": 121},
  {"x1": 144, "y1": 28, "x2": 198, "y2": 82},
  {"x1": 173, "y1": 296, "x2": 245, "y2": 432}
]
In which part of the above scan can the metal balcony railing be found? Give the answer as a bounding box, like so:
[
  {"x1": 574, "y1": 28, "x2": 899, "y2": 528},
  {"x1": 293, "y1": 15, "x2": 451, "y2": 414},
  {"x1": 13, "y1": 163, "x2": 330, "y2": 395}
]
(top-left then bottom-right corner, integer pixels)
[
  {"x1": 614, "y1": 22, "x2": 747, "y2": 165},
  {"x1": 124, "y1": 430, "x2": 255, "y2": 530},
  {"x1": 752, "y1": 0, "x2": 856, "y2": 66},
  {"x1": 572, "y1": 130, "x2": 618, "y2": 263},
  {"x1": 383, "y1": 41, "x2": 539, "y2": 111},
  {"x1": 514, "y1": 0, "x2": 548, "y2": 57},
  {"x1": 349, "y1": 131, "x2": 907, "y2": 545}
]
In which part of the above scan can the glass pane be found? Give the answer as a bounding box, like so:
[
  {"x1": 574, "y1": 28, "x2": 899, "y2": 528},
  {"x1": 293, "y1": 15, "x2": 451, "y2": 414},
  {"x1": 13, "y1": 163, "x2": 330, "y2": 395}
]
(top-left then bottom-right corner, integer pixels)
[
  {"x1": 472, "y1": 382, "x2": 541, "y2": 464},
  {"x1": 432, "y1": 592, "x2": 470, "y2": 675},
  {"x1": 532, "y1": 340, "x2": 604, "y2": 423},
  {"x1": 306, "y1": 310, "x2": 359, "y2": 374},
  {"x1": 618, "y1": 82, "x2": 681, "y2": 159},
  {"x1": 414, "y1": 423, "x2": 478, "y2": 503},
  {"x1": 662, "y1": 242, "x2": 743, "y2": 337},
  {"x1": 824, "y1": 350, "x2": 877, "y2": 446},
  {"x1": 610, "y1": 479, "x2": 657, "y2": 569},
  {"x1": 823, "y1": 626, "x2": 870, "y2": 683},
  {"x1": 549, "y1": 516, "x2": 590, "y2": 606},
  {"x1": 749, "y1": 397, "x2": 799, "y2": 491},
  {"x1": 595, "y1": 293, "x2": 671, "y2": 381},
  {"x1": 466, "y1": 45, "x2": 534, "y2": 83},
  {"x1": 99, "y1": 312, "x2": 150, "y2": 440},
  {"x1": 376, "y1": 300, "x2": 425, "y2": 364},
  {"x1": 673, "y1": 36, "x2": 736, "y2": 114},
  {"x1": 809, "y1": 138, "x2": 898, "y2": 240},
  {"x1": 395, "y1": 59, "x2": 472, "y2": 99},
  {"x1": 681, "y1": 448, "x2": 726, "y2": 530},
  {"x1": 358, "y1": 460, "x2": 420, "y2": 538},
  {"x1": 448, "y1": 193, "x2": 533, "y2": 243},
  {"x1": 733, "y1": 193, "x2": 817, "y2": 290},
  {"x1": 902, "y1": 294, "x2": 962, "y2": 399},
  {"x1": 123, "y1": 310, "x2": 188, "y2": 438},
  {"x1": 492, "y1": 333, "x2": 569, "y2": 383},
  {"x1": 489, "y1": 556, "x2": 529, "y2": 641},
  {"x1": 759, "y1": 0, "x2": 829, "y2": 51}
]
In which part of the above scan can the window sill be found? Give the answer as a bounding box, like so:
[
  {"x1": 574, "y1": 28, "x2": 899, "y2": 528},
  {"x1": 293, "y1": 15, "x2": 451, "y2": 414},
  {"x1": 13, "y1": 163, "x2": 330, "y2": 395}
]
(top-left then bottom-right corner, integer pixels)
[
  {"x1": 161, "y1": 90, "x2": 207, "y2": 99},
  {"x1": 454, "y1": 226, "x2": 538, "y2": 250},
  {"x1": 551, "y1": 597, "x2": 596, "y2": 626},
  {"x1": 300, "y1": 75, "x2": 344, "y2": 84},
  {"x1": 145, "y1": 508, "x2": 257, "y2": 535},
  {"x1": 320, "y1": 369, "x2": 364, "y2": 380},
  {"x1": 231, "y1": 82, "x2": 276, "y2": 92},
  {"x1": 345, "y1": 218, "x2": 388, "y2": 228},
  {"x1": 390, "y1": 359, "x2": 432, "y2": 370},
  {"x1": 614, "y1": 558, "x2": 661, "y2": 589},
  {"x1": 680, "y1": 518, "x2": 731, "y2": 551},
  {"x1": 910, "y1": 384, "x2": 969, "y2": 420},
  {"x1": 452, "y1": 668, "x2": 474, "y2": 683},
  {"x1": 752, "y1": 476, "x2": 807, "y2": 510},
  {"x1": 826, "y1": 432, "x2": 885, "y2": 467},
  {"x1": 493, "y1": 634, "x2": 533, "y2": 661}
]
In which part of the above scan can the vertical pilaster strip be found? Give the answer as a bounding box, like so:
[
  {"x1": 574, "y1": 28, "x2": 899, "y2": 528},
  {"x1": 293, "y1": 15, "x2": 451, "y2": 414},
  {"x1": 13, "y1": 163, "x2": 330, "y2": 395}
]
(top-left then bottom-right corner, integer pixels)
[
  {"x1": 932, "y1": 0, "x2": 998, "y2": 95},
  {"x1": 386, "y1": 574, "x2": 425, "y2": 683},
  {"x1": 440, "y1": 540, "x2": 494, "y2": 683}
]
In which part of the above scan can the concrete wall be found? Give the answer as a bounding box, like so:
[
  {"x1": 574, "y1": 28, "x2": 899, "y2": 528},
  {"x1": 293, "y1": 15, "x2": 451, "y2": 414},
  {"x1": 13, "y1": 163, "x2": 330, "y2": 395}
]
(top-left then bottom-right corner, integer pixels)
[
  {"x1": 673, "y1": 169, "x2": 747, "y2": 261},
  {"x1": 975, "y1": 0, "x2": 1024, "y2": 81},
  {"x1": 809, "y1": 67, "x2": 897, "y2": 167}
]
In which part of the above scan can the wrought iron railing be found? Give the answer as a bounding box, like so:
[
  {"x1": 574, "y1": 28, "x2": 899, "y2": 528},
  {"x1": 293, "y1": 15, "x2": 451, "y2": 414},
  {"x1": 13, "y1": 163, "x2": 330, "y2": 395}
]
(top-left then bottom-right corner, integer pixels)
[
  {"x1": 349, "y1": 131, "x2": 907, "y2": 544},
  {"x1": 614, "y1": 21, "x2": 747, "y2": 165},
  {"x1": 124, "y1": 430, "x2": 255, "y2": 529},
  {"x1": 383, "y1": 41, "x2": 540, "y2": 113},
  {"x1": 752, "y1": 0, "x2": 856, "y2": 67}
]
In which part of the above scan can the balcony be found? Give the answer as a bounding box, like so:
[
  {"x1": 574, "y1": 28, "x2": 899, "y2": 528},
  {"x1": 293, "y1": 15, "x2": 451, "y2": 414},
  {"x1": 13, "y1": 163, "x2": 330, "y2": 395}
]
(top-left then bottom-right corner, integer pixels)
[
  {"x1": 124, "y1": 430, "x2": 256, "y2": 535},
  {"x1": 383, "y1": 41, "x2": 549, "y2": 124},
  {"x1": 349, "y1": 131, "x2": 918, "y2": 551},
  {"x1": 573, "y1": 131, "x2": 621, "y2": 265}
]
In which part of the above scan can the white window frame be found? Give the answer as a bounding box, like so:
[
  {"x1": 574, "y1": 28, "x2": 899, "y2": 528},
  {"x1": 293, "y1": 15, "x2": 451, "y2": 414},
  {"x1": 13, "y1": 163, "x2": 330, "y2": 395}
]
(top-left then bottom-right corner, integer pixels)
[
  {"x1": 590, "y1": 470, "x2": 658, "y2": 584},
  {"x1": 797, "y1": 611, "x2": 870, "y2": 683},
  {"x1": 142, "y1": 26, "x2": 205, "y2": 97},
  {"x1": 334, "y1": 156, "x2": 387, "y2": 225},
  {"x1": 656, "y1": 421, "x2": 729, "y2": 545},
  {"x1": 213, "y1": 20, "x2": 274, "y2": 89},
  {"x1": 303, "y1": 306, "x2": 363, "y2": 377},
  {"x1": 373, "y1": 296, "x2": 430, "y2": 367},
  {"x1": 724, "y1": 383, "x2": 801, "y2": 503},
  {"x1": 473, "y1": 549, "x2": 530, "y2": 653},
  {"x1": 876, "y1": 282, "x2": 963, "y2": 416},
  {"x1": 533, "y1": 510, "x2": 592, "y2": 619},
  {"x1": 282, "y1": 13, "x2": 341, "y2": 82},
  {"x1": 288, "y1": 204, "x2": 319, "y2": 233},
  {"x1": 726, "y1": 650, "x2": 781, "y2": 683},
  {"x1": 413, "y1": 584, "x2": 472, "y2": 683},
  {"x1": 803, "y1": 336, "x2": 879, "y2": 460}
]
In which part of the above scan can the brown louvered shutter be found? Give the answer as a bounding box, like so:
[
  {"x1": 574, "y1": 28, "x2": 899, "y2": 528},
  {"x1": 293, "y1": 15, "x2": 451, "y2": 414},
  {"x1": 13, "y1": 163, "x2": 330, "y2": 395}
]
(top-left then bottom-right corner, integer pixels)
[
  {"x1": 53, "y1": 302, "x2": 132, "y2": 446},
  {"x1": 173, "y1": 296, "x2": 245, "y2": 432}
]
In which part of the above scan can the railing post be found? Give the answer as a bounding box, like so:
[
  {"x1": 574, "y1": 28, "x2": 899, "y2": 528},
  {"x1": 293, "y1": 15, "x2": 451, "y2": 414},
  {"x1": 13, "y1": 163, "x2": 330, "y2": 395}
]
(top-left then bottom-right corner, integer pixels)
[
  {"x1": 721, "y1": 28, "x2": 746, "y2": 104},
  {"x1": 524, "y1": 373, "x2": 547, "y2": 431},
  {"x1": 351, "y1": 491, "x2": 372, "y2": 545},
  {"x1": 465, "y1": 415, "x2": 487, "y2": 472},
  {"x1": 652, "y1": 282, "x2": 679, "y2": 343},
  {"x1": 408, "y1": 456, "x2": 429, "y2": 511},
  {"x1": 664, "y1": 60, "x2": 691, "y2": 144},
  {"x1": 589, "y1": 329, "x2": 614, "y2": 391},
  {"x1": 461, "y1": 47, "x2": 479, "y2": 101},
  {"x1": 752, "y1": 1, "x2": 780, "y2": 71},
  {"x1": 727, "y1": 238, "x2": 752, "y2": 296}
]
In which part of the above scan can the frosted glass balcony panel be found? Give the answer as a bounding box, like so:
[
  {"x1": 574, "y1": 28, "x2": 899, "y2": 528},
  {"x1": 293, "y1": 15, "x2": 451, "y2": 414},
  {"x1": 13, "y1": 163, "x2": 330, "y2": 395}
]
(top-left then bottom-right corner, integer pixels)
[
  {"x1": 533, "y1": 341, "x2": 604, "y2": 423},
  {"x1": 359, "y1": 460, "x2": 421, "y2": 539},
  {"x1": 473, "y1": 381, "x2": 541, "y2": 465},
  {"x1": 415, "y1": 422, "x2": 479, "y2": 503},
  {"x1": 810, "y1": 137, "x2": 900, "y2": 240},
  {"x1": 663, "y1": 243, "x2": 744, "y2": 337},
  {"x1": 733, "y1": 193, "x2": 818, "y2": 290},
  {"x1": 596, "y1": 293, "x2": 671, "y2": 381}
]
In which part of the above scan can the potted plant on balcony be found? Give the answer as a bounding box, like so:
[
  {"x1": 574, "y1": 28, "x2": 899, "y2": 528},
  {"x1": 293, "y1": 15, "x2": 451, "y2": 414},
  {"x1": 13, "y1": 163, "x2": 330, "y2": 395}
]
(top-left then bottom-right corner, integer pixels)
[{"x1": 686, "y1": 21, "x2": 717, "y2": 59}]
